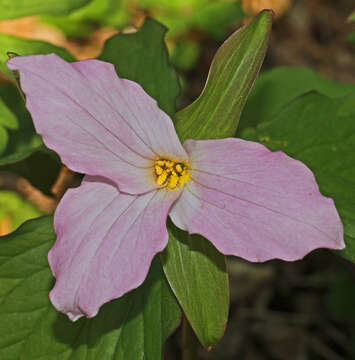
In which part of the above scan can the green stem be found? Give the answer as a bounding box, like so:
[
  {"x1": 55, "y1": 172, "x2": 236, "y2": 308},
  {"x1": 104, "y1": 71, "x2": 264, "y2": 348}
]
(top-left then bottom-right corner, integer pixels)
[{"x1": 182, "y1": 316, "x2": 199, "y2": 360}]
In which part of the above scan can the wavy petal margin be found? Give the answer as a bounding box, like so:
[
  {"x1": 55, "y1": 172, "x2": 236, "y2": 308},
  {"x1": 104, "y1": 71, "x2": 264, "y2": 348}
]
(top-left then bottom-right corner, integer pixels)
[
  {"x1": 50, "y1": 176, "x2": 180, "y2": 320},
  {"x1": 170, "y1": 138, "x2": 344, "y2": 262},
  {"x1": 7, "y1": 54, "x2": 187, "y2": 194}
]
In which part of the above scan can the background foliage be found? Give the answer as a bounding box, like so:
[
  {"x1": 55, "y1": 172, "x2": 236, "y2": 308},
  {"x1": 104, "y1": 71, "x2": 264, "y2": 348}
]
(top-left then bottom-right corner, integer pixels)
[{"x1": 0, "y1": 0, "x2": 354, "y2": 359}]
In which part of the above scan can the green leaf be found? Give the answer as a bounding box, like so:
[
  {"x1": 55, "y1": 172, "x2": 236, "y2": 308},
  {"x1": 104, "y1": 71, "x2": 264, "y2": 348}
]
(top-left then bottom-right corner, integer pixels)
[
  {"x1": 161, "y1": 11, "x2": 271, "y2": 348},
  {"x1": 0, "y1": 97, "x2": 18, "y2": 156},
  {"x1": 136, "y1": 0, "x2": 244, "y2": 38},
  {"x1": 161, "y1": 224, "x2": 229, "y2": 348},
  {"x1": 192, "y1": 2, "x2": 245, "y2": 39},
  {"x1": 238, "y1": 66, "x2": 355, "y2": 134},
  {"x1": 0, "y1": 217, "x2": 181, "y2": 360},
  {"x1": 0, "y1": 191, "x2": 42, "y2": 232},
  {"x1": 0, "y1": 34, "x2": 75, "y2": 78},
  {"x1": 240, "y1": 92, "x2": 355, "y2": 262},
  {"x1": 99, "y1": 17, "x2": 179, "y2": 117},
  {"x1": 0, "y1": 0, "x2": 91, "y2": 20},
  {"x1": 0, "y1": 97, "x2": 17, "y2": 130},
  {"x1": 0, "y1": 81, "x2": 44, "y2": 166},
  {"x1": 170, "y1": 40, "x2": 200, "y2": 71},
  {"x1": 0, "y1": 143, "x2": 45, "y2": 166},
  {"x1": 0, "y1": 126, "x2": 8, "y2": 157},
  {"x1": 41, "y1": 0, "x2": 131, "y2": 38},
  {"x1": 174, "y1": 10, "x2": 272, "y2": 142},
  {"x1": 71, "y1": 0, "x2": 130, "y2": 27}
]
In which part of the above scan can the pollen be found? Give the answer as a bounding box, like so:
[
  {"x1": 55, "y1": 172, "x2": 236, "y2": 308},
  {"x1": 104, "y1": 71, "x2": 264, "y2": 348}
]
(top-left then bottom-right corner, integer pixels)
[{"x1": 154, "y1": 158, "x2": 189, "y2": 190}]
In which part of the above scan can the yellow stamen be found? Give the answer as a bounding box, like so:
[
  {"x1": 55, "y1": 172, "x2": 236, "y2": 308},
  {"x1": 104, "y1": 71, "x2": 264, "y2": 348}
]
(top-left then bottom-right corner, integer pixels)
[
  {"x1": 175, "y1": 164, "x2": 183, "y2": 173},
  {"x1": 153, "y1": 158, "x2": 189, "y2": 189},
  {"x1": 157, "y1": 172, "x2": 168, "y2": 185},
  {"x1": 155, "y1": 165, "x2": 163, "y2": 175},
  {"x1": 168, "y1": 175, "x2": 179, "y2": 189}
]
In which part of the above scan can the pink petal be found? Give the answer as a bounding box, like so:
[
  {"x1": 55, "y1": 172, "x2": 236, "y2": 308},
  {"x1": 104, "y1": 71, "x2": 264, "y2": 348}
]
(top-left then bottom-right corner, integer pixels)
[
  {"x1": 170, "y1": 138, "x2": 344, "y2": 262},
  {"x1": 7, "y1": 54, "x2": 187, "y2": 194},
  {"x1": 49, "y1": 176, "x2": 180, "y2": 320}
]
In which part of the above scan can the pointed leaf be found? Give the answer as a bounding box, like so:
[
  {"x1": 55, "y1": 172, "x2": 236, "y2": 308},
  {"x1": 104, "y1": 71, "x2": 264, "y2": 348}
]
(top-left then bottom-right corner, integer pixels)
[
  {"x1": 162, "y1": 11, "x2": 272, "y2": 348},
  {"x1": 161, "y1": 224, "x2": 229, "y2": 348},
  {"x1": 0, "y1": 0, "x2": 91, "y2": 20},
  {"x1": 241, "y1": 92, "x2": 355, "y2": 263},
  {"x1": 174, "y1": 10, "x2": 272, "y2": 142},
  {"x1": 99, "y1": 18, "x2": 179, "y2": 117},
  {"x1": 0, "y1": 217, "x2": 181, "y2": 360}
]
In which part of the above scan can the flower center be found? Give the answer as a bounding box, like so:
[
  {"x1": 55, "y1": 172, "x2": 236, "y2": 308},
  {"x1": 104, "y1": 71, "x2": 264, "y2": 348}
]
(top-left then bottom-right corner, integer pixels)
[{"x1": 154, "y1": 158, "x2": 189, "y2": 190}]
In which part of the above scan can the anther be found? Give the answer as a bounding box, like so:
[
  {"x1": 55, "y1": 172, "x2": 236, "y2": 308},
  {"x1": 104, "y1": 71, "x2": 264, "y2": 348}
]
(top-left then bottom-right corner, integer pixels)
[
  {"x1": 175, "y1": 164, "x2": 183, "y2": 173},
  {"x1": 155, "y1": 165, "x2": 163, "y2": 175},
  {"x1": 154, "y1": 158, "x2": 189, "y2": 190}
]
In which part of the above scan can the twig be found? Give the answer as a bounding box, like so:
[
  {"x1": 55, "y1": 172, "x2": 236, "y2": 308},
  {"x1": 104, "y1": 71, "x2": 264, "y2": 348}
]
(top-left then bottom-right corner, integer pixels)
[
  {"x1": 51, "y1": 166, "x2": 76, "y2": 200},
  {"x1": 0, "y1": 171, "x2": 58, "y2": 214}
]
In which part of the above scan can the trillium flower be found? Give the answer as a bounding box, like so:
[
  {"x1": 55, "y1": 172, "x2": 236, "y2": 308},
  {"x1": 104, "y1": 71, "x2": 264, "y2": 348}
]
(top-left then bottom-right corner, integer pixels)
[{"x1": 7, "y1": 54, "x2": 344, "y2": 321}]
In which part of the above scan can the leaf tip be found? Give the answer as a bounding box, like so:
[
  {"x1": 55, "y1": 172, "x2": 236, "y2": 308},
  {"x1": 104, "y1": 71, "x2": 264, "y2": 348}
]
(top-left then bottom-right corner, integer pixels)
[{"x1": 255, "y1": 9, "x2": 274, "y2": 27}]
